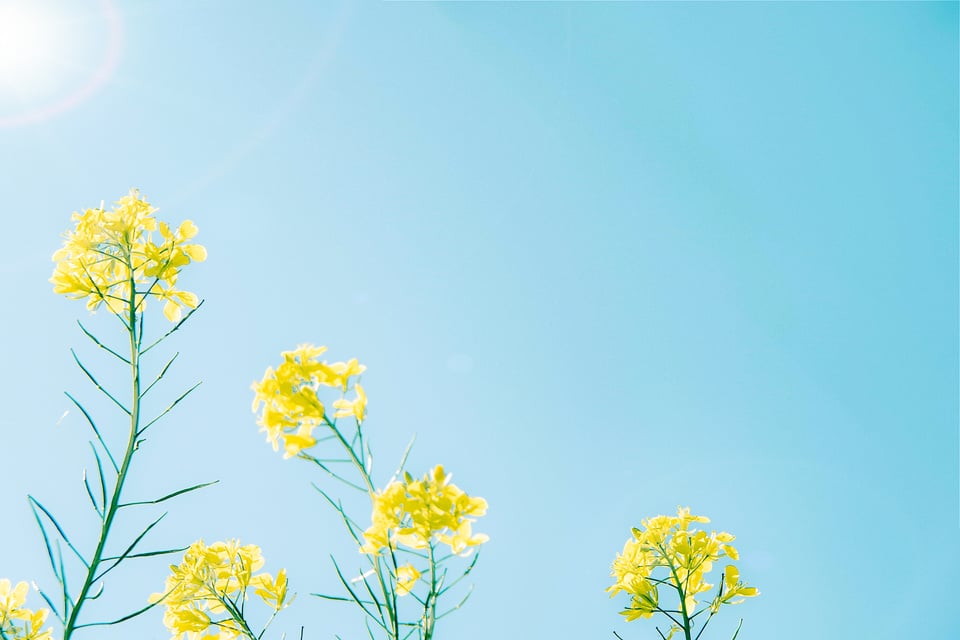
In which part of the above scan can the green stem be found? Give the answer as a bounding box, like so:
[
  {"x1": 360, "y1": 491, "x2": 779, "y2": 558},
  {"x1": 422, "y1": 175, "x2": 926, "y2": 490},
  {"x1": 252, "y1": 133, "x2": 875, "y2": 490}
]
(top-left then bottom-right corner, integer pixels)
[
  {"x1": 322, "y1": 416, "x2": 402, "y2": 638},
  {"x1": 324, "y1": 416, "x2": 375, "y2": 493},
  {"x1": 657, "y1": 542, "x2": 692, "y2": 640},
  {"x1": 423, "y1": 543, "x2": 438, "y2": 640},
  {"x1": 213, "y1": 591, "x2": 258, "y2": 640},
  {"x1": 62, "y1": 269, "x2": 142, "y2": 639}
]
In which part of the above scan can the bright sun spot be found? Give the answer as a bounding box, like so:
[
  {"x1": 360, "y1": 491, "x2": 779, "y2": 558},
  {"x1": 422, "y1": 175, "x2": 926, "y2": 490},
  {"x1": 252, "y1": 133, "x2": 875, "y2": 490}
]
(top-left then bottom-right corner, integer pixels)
[{"x1": 0, "y1": 3, "x2": 67, "y2": 96}]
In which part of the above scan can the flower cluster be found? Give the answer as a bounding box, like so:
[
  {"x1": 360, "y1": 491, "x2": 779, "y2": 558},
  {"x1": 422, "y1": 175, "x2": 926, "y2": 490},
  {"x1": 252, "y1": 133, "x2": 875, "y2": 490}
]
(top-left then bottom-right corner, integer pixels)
[
  {"x1": 0, "y1": 580, "x2": 53, "y2": 640},
  {"x1": 251, "y1": 344, "x2": 366, "y2": 458},
  {"x1": 608, "y1": 507, "x2": 758, "y2": 623},
  {"x1": 361, "y1": 465, "x2": 489, "y2": 560},
  {"x1": 151, "y1": 540, "x2": 289, "y2": 640},
  {"x1": 50, "y1": 189, "x2": 206, "y2": 322}
]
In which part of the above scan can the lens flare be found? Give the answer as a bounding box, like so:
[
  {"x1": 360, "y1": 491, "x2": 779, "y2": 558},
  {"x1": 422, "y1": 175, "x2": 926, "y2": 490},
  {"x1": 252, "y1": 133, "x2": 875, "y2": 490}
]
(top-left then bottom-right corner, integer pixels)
[{"x1": 0, "y1": 0, "x2": 122, "y2": 128}]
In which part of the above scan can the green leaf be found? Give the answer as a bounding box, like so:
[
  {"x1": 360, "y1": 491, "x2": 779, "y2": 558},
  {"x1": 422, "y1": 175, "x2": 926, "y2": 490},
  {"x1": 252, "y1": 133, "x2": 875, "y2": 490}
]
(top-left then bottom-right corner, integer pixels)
[
  {"x1": 138, "y1": 381, "x2": 201, "y2": 434},
  {"x1": 82, "y1": 469, "x2": 103, "y2": 519},
  {"x1": 29, "y1": 496, "x2": 89, "y2": 568},
  {"x1": 36, "y1": 587, "x2": 64, "y2": 624},
  {"x1": 330, "y1": 556, "x2": 388, "y2": 632},
  {"x1": 72, "y1": 596, "x2": 167, "y2": 629},
  {"x1": 93, "y1": 513, "x2": 167, "y2": 582},
  {"x1": 138, "y1": 301, "x2": 203, "y2": 356},
  {"x1": 65, "y1": 392, "x2": 119, "y2": 473},
  {"x1": 101, "y1": 546, "x2": 187, "y2": 561},
  {"x1": 76, "y1": 320, "x2": 130, "y2": 364},
  {"x1": 140, "y1": 352, "x2": 179, "y2": 398},
  {"x1": 120, "y1": 480, "x2": 218, "y2": 508},
  {"x1": 730, "y1": 618, "x2": 744, "y2": 640},
  {"x1": 70, "y1": 349, "x2": 130, "y2": 415}
]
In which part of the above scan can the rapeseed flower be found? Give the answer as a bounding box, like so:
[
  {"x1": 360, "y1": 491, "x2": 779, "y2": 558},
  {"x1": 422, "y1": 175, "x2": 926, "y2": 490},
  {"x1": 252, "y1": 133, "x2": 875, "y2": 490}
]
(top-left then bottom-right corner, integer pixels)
[
  {"x1": 151, "y1": 540, "x2": 289, "y2": 640},
  {"x1": 251, "y1": 344, "x2": 366, "y2": 458},
  {"x1": 609, "y1": 507, "x2": 758, "y2": 630},
  {"x1": 51, "y1": 189, "x2": 206, "y2": 321},
  {"x1": 332, "y1": 383, "x2": 367, "y2": 424},
  {"x1": 394, "y1": 564, "x2": 420, "y2": 597},
  {"x1": 0, "y1": 579, "x2": 53, "y2": 640},
  {"x1": 361, "y1": 465, "x2": 488, "y2": 557}
]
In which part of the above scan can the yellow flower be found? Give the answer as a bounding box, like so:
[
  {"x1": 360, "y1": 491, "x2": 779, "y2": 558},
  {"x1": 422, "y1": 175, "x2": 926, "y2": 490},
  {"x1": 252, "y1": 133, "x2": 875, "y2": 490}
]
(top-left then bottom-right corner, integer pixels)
[
  {"x1": 151, "y1": 540, "x2": 288, "y2": 640},
  {"x1": 251, "y1": 569, "x2": 290, "y2": 611},
  {"x1": 0, "y1": 579, "x2": 53, "y2": 640},
  {"x1": 609, "y1": 507, "x2": 757, "y2": 625},
  {"x1": 716, "y1": 565, "x2": 759, "y2": 607},
  {"x1": 361, "y1": 465, "x2": 489, "y2": 557},
  {"x1": 252, "y1": 345, "x2": 367, "y2": 458},
  {"x1": 0, "y1": 579, "x2": 28, "y2": 615},
  {"x1": 333, "y1": 384, "x2": 367, "y2": 424},
  {"x1": 51, "y1": 189, "x2": 205, "y2": 321},
  {"x1": 619, "y1": 576, "x2": 658, "y2": 621},
  {"x1": 394, "y1": 564, "x2": 420, "y2": 597}
]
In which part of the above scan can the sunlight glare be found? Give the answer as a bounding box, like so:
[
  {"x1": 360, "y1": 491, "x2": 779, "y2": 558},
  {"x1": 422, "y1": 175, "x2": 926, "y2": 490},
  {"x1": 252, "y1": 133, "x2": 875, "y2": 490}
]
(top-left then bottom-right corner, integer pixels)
[{"x1": 0, "y1": 3, "x2": 67, "y2": 96}]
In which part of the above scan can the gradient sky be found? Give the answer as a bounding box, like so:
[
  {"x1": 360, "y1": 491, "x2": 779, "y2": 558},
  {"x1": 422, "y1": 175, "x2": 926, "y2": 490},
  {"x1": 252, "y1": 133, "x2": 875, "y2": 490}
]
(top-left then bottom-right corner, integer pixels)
[{"x1": 1, "y1": 1, "x2": 957, "y2": 639}]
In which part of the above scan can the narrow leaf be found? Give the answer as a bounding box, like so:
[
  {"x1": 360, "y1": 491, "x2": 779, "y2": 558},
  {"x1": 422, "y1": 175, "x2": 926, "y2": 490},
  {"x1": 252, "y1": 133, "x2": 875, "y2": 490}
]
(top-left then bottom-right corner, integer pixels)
[
  {"x1": 76, "y1": 321, "x2": 130, "y2": 364},
  {"x1": 138, "y1": 382, "x2": 201, "y2": 434},
  {"x1": 89, "y1": 442, "x2": 109, "y2": 515},
  {"x1": 731, "y1": 619, "x2": 744, "y2": 640},
  {"x1": 120, "y1": 480, "x2": 218, "y2": 508},
  {"x1": 36, "y1": 587, "x2": 64, "y2": 624},
  {"x1": 102, "y1": 546, "x2": 187, "y2": 561},
  {"x1": 139, "y1": 301, "x2": 204, "y2": 355},
  {"x1": 94, "y1": 513, "x2": 167, "y2": 581},
  {"x1": 28, "y1": 500, "x2": 59, "y2": 581},
  {"x1": 82, "y1": 469, "x2": 103, "y2": 519},
  {"x1": 140, "y1": 352, "x2": 179, "y2": 398},
  {"x1": 391, "y1": 434, "x2": 417, "y2": 484},
  {"x1": 65, "y1": 392, "x2": 119, "y2": 473},
  {"x1": 311, "y1": 593, "x2": 356, "y2": 603},
  {"x1": 330, "y1": 557, "x2": 388, "y2": 631},
  {"x1": 304, "y1": 456, "x2": 366, "y2": 492},
  {"x1": 70, "y1": 349, "x2": 131, "y2": 415},
  {"x1": 29, "y1": 496, "x2": 89, "y2": 568},
  {"x1": 73, "y1": 597, "x2": 167, "y2": 628},
  {"x1": 436, "y1": 584, "x2": 474, "y2": 620}
]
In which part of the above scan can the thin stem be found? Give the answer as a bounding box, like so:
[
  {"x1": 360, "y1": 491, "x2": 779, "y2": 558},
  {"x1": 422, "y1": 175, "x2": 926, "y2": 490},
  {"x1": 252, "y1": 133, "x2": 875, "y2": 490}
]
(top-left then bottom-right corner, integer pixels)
[
  {"x1": 323, "y1": 416, "x2": 375, "y2": 493},
  {"x1": 62, "y1": 262, "x2": 143, "y2": 639},
  {"x1": 657, "y1": 541, "x2": 692, "y2": 640},
  {"x1": 422, "y1": 542, "x2": 439, "y2": 640}
]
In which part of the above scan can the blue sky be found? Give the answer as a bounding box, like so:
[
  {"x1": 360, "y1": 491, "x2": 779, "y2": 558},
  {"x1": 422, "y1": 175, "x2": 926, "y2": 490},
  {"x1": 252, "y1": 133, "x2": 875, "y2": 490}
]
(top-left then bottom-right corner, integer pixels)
[{"x1": 1, "y1": 1, "x2": 957, "y2": 639}]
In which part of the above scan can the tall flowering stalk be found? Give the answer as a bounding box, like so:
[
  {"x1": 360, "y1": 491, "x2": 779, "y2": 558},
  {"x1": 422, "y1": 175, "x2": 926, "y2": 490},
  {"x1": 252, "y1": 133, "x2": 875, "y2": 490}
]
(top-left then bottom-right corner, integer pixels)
[
  {"x1": 608, "y1": 507, "x2": 759, "y2": 640},
  {"x1": 252, "y1": 345, "x2": 487, "y2": 639},
  {"x1": 19, "y1": 190, "x2": 209, "y2": 639}
]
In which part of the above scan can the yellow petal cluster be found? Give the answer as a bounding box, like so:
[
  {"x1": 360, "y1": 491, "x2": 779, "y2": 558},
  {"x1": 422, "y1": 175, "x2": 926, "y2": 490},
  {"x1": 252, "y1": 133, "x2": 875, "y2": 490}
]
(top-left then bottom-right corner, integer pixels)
[
  {"x1": 332, "y1": 383, "x2": 367, "y2": 424},
  {"x1": 608, "y1": 506, "x2": 758, "y2": 622},
  {"x1": 0, "y1": 580, "x2": 53, "y2": 640},
  {"x1": 361, "y1": 465, "x2": 489, "y2": 557},
  {"x1": 251, "y1": 344, "x2": 366, "y2": 458},
  {"x1": 150, "y1": 540, "x2": 289, "y2": 640},
  {"x1": 394, "y1": 564, "x2": 421, "y2": 597},
  {"x1": 51, "y1": 189, "x2": 206, "y2": 321}
]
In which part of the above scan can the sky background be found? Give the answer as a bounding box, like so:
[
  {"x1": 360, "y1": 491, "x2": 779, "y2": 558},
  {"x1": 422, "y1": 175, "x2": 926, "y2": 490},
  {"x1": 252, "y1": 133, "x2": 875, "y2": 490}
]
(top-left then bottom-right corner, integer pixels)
[{"x1": 1, "y1": 1, "x2": 957, "y2": 639}]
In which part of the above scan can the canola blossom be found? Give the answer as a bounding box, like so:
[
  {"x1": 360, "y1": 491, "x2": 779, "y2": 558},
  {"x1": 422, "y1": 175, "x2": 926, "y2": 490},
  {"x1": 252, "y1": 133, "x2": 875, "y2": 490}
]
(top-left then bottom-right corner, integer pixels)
[
  {"x1": 609, "y1": 507, "x2": 758, "y2": 637},
  {"x1": 151, "y1": 540, "x2": 289, "y2": 640},
  {"x1": 0, "y1": 579, "x2": 53, "y2": 640},
  {"x1": 251, "y1": 344, "x2": 366, "y2": 458},
  {"x1": 361, "y1": 465, "x2": 489, "y2": 558},
  {"x1": 51, "y1": 189, "x2": 206, "y2": 322},
  {"x1": 394, "y1": 564, "x2": 421, "y2": 597}
]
